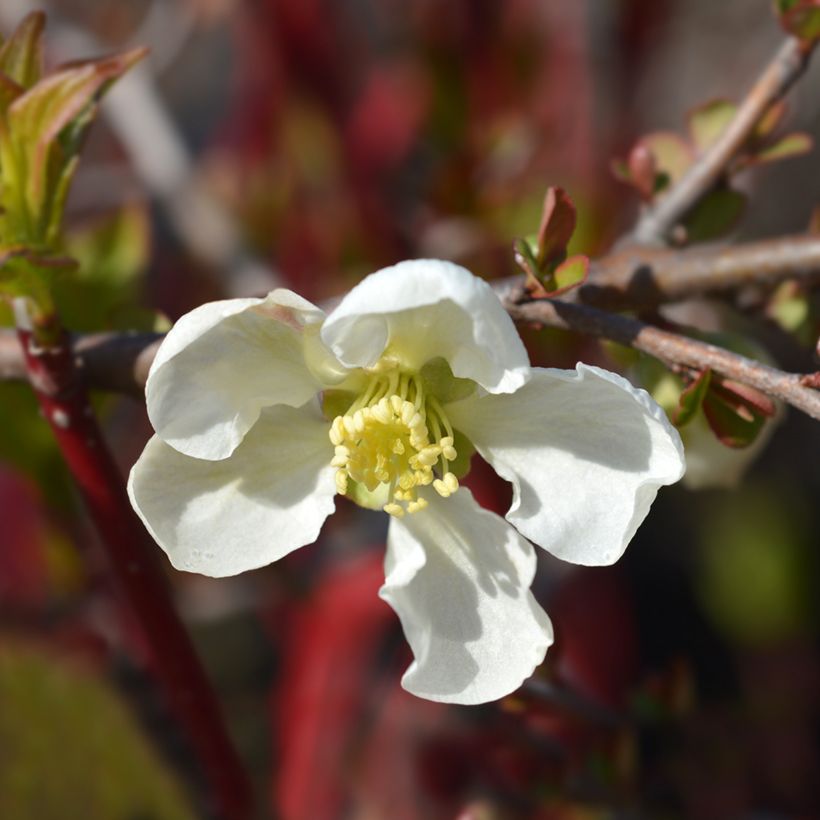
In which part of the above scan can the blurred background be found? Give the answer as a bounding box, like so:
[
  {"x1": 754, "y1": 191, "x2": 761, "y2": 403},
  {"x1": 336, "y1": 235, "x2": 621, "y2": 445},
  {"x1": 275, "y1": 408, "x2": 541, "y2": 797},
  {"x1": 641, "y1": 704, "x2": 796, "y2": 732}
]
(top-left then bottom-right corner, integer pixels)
[{"x1": 1, "y1": 0, "x2": 819, "y2": 818}]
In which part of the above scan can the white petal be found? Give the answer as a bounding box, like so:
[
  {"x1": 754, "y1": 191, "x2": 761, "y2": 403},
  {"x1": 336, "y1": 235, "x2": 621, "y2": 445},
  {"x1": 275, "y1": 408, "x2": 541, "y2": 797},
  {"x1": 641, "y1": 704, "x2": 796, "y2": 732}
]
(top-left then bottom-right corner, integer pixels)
[
  {"x1": 380, "y1": 487, "x2": 553, "y2": 705},
  {"x1": 448, "y1": 364, "x2": 685, "y2": 566},
  {"x1": 321, "y1": 259, "x2": 530, "y2": 394},
  {"x1": 128, "y1": 403, "x2": 336, "y2": 577},
  {"x1": 147, "y1": 290, "x2": 326, "y2": 460}
]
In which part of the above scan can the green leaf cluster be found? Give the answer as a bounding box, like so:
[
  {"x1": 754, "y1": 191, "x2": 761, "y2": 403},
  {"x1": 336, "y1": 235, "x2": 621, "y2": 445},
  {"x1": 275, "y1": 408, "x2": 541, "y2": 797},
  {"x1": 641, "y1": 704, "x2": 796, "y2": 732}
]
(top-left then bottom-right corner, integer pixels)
[
  {"x1": 0, "y1": 13, "x2": 145, "y2": 283},
  {"x1": 513, "y1": 186, "x2": 589, "y2": 297}
]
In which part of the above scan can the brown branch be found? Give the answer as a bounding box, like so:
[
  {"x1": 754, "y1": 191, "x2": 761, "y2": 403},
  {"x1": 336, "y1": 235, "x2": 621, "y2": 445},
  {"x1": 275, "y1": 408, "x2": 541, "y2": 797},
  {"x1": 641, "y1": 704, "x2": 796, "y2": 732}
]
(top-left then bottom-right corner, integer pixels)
[
  {"x1": 1, "y1": 234, "x2": 819, "y2": 418},
  {"x1": 630, "y1": 37, "x2": 817, "y2": 245},
  {"x1": 580, "y1": 234, "x2": 820, "y2": 309},
  {"x1": 504, "y1": 296, "x2": 820, "y2": 421}
]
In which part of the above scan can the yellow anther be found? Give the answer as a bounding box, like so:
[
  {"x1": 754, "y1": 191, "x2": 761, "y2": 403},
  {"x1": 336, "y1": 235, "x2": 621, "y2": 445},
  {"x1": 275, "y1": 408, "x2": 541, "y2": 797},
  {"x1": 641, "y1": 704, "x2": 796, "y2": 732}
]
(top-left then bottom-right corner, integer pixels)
[
  {"x1": 443, "y1": 472, "x2": 459, "y2": 493},
  {"x1": 407, "y1": 497, "x2": 428, "y2": 514},
  {"x1": 433, "y1": 478, "x2": 450, "y2": 497},
  {"x1": 329, "y1": 418, "x2": 344, "y2": 446},
  {"x1": 335, "y1": 470, "x2": 348, "y2": 494},
  {"x1": 383, "y1": 502, "x2": 405, "y2": 518}
]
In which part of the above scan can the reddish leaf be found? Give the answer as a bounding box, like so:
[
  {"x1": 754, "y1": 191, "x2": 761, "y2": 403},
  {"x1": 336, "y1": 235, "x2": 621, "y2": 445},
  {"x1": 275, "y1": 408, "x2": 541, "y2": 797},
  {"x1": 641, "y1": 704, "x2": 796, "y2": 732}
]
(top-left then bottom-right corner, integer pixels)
[
  {"x1": 702, "y1": 390, "x2": 767, "y2": 448},
  {"x1": 626, "y1": 143, "x2": 657, "y2": 200},
  {"x1": 711, "y1": 379, "x2": 777, "y2": 419},
  {"x1": 536, "y1": 186, "x2": 576, "y2": 268}
]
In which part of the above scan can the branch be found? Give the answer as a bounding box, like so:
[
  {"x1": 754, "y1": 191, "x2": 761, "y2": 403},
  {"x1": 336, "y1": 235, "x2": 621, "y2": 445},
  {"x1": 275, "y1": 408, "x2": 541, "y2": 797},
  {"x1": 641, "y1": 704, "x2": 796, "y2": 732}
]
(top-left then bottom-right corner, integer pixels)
[
  {"x1": 12, "y1": 304, "x2": 251, "y2": 820},
  {"x1": 580, "y1": 234, "x2": 820, "y2": 309},
  {"x1": 630, "y1": 37, "x2": 817, "y2": 245},
  {"x1": 503, "y1": 295, "x2": 820, "y2": 421}
]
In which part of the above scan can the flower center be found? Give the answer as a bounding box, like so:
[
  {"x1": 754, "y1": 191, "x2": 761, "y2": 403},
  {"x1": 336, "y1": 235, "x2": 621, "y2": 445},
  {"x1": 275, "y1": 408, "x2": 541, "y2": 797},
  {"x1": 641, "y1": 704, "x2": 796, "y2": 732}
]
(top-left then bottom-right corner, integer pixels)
[{"x1": 329, "y1": 370, "x2": 459, "y2": 517}]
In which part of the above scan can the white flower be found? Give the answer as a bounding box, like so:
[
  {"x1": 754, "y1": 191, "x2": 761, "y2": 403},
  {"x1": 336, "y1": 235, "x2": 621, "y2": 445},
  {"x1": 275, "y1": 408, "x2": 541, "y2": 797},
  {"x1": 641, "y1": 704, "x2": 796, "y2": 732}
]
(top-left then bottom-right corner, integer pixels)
[{"x1": 128, "y1": 259, "x2": 685, "y2": 705}]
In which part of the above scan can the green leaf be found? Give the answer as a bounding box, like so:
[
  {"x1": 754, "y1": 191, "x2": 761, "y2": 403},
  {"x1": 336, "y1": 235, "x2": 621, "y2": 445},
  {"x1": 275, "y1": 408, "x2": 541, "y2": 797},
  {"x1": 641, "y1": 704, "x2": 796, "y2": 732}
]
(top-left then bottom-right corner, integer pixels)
[
  {"x1": 0, "y1": 12, "x2": 44, "y2": 89},
  {"x1": 767, "y1": 280, "x2": 812, "y2": 343},
  {"x1": 749, "y1": 131, "x2": 813, "y2": 165},
  {"x1": 688, "y1": 99, "x2": 737, "y2": 153},
  {"x1": 550, "y1": 253, "x2": 589, "y2": 294},
  {"x1": 778, "y1": 1, "x2": 820, "y2": 39},
  {"x1": 1, "y1": 47, "x2": 146, "y2": 246},
  {"x1": 683, "y1": 187, "x2": 746, "y2": 242},
  {"x1": 673, "y1": 368, "x2": 712, "y2": 428},
  {"x1": 639, "y1": 131, "x2": 692, "y2": 184}
]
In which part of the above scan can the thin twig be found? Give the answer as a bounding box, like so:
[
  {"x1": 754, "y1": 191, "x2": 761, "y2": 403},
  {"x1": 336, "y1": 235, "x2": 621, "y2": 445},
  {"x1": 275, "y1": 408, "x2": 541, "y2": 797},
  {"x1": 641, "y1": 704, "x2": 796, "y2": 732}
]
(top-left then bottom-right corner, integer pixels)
[
  {"x1": 630, "y1": 37, "x2": 816, "y2": 245},
  {"x1": 503, "y1": 295, "x2": 820, "y2": 421}
]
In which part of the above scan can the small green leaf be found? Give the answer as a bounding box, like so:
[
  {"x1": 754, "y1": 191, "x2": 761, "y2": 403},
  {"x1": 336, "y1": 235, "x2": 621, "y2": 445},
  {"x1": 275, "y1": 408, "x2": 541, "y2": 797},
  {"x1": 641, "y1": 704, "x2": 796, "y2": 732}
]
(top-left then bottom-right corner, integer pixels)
[
  {"x1": 683, "y1": 187, "x2": 746, "y2": 242},
  {"x1": 673, "y1": 368, "x2": 712, "y2": 428},
  {"x1": 779, "y1": 1, "x2": 820, "y2": 39},
  {"x1": 0, "y1": 12, "x2": 44, "y2": 89},
  {"x1": 639, "y1": 131, "x2": 692, "y2": 184},
  {"x1": 550, "y1": 253, "x2": 589, "y2": 294},
  {"x1": 688, "y1": 99, "x2": 737, "y2": 153},
  {"x1": 749, "y1": 131, "x2": 813, "y2": 165},
  {"x1": 767, "y1": 281, "x2": 812, "y2": 343}
]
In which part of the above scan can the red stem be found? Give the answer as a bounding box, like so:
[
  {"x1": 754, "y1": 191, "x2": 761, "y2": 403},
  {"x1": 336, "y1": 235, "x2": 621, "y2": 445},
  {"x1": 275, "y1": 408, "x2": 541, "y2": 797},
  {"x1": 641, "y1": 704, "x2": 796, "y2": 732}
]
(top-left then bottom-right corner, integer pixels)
[{"x1": 17, "y1": 324, "x2": 252, "y2": 820}]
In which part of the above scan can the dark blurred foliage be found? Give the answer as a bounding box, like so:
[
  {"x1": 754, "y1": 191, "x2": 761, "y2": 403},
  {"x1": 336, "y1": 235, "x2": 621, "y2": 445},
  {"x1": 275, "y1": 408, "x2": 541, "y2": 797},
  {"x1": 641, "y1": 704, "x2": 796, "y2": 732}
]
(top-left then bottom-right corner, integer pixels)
[{"x1": 1, "y1": 1, "x2": 819, "y2": 818}]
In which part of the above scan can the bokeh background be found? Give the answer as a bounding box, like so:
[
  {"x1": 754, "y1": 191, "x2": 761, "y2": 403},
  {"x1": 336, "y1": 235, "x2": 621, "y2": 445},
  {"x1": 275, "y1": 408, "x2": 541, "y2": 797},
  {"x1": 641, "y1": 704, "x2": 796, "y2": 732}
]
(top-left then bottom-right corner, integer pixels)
[{"x1": 1, "y1": 1, "x2": 819, "y2": 818}]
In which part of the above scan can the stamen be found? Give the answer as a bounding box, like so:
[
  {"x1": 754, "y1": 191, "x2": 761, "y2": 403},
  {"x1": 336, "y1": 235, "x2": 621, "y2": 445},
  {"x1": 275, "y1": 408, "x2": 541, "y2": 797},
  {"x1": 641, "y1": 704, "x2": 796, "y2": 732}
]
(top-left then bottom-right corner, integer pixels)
[{"x1": 329, "y1": 370, "x2": 461, "y2": 515}]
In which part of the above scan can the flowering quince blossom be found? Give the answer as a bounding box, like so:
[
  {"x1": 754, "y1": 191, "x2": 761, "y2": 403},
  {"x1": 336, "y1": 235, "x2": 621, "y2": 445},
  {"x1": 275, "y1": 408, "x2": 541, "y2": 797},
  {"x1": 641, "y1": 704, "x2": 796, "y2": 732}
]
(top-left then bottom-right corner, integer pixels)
[{"x1": 128, "y1": 259, "x2": 686, "y2": 705}]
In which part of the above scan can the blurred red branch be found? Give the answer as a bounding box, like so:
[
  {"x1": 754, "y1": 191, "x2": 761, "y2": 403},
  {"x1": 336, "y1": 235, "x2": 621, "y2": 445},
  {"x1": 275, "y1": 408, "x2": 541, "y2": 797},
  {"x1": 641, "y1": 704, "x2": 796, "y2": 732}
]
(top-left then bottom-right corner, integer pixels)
[
  {"x1": 629, "y1": 36, "x2": 817, "y2": 245},
  {"x1": 12, "y1": 301, "x2": 252, "y2": 820}
]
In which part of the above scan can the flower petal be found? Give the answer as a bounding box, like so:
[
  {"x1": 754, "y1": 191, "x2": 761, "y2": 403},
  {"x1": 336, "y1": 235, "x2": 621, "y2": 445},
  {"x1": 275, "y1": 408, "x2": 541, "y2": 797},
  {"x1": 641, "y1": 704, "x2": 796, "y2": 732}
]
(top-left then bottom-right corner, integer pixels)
[
  {"x1": 380, "y1": 487, "x2": 553, "y2": 704},
  {"x1": 321, "y1": 259, "x2": 530, "y2": 394},
  {"x1": 128, "y1": 403, "x2": 336, "y2": 577},
  {"x1": 147, "y1": 290, "x2": 326, "y2": 460},
  {"x1": 448, "y1": 364, "x2": 685, "y2": 566}
]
